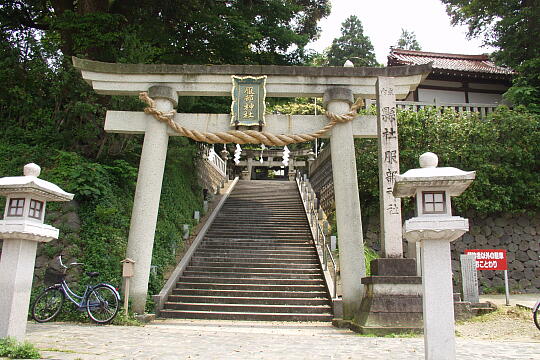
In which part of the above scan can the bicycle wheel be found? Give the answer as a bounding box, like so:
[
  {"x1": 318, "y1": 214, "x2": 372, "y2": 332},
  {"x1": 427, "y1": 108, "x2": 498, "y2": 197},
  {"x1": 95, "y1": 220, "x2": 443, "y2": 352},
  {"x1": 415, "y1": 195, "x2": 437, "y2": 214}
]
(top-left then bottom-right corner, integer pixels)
[
  {"x1": 32, "y1": 287, "x2": 65, "y2": 322},
  {"x1": 86, "y1": 284, "x2": 119, "y2": 324},
  {"x1": 534, "y1": 306, "x2": 540, "y2": 331}
]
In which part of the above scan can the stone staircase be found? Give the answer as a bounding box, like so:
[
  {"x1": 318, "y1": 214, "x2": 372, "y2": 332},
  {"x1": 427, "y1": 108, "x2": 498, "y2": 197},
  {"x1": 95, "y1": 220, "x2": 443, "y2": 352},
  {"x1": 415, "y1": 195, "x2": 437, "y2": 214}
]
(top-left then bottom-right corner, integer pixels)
[{"x1": 160, "y1": 180, "x2": 333, "y2": 321}]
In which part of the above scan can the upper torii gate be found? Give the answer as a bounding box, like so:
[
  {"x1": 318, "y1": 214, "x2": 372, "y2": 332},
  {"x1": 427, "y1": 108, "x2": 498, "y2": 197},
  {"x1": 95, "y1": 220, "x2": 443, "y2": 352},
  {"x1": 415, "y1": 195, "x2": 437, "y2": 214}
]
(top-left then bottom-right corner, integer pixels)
[{"x1": 73, "y1": 57, "x2": 431, "y2": 318}]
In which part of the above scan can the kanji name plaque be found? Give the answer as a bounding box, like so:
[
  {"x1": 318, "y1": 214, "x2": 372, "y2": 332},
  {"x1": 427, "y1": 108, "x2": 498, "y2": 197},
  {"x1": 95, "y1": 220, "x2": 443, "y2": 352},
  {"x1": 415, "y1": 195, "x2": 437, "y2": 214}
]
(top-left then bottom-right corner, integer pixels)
[{"x1": 231, "y1": 75, "x2": 267, "y2": 127}]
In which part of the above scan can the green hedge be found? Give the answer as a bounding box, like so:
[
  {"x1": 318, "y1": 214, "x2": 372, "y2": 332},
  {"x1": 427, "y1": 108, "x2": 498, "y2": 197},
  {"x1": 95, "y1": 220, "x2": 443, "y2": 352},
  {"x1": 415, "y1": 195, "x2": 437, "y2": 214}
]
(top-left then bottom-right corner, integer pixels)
[{"x1": 355, "y1": 106, "x2": 540, "y2": 218}]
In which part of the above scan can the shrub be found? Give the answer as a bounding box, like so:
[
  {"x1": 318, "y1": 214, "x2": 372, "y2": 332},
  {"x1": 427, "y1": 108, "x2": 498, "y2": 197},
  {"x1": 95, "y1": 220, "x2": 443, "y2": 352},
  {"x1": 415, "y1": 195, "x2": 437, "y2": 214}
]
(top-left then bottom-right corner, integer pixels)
[
  {"x1": 355, "y1": 107, "x2": 540, "y2": 218},
  {"x1": 0, "y1": 338, "x2": 41, "y2": 359}
]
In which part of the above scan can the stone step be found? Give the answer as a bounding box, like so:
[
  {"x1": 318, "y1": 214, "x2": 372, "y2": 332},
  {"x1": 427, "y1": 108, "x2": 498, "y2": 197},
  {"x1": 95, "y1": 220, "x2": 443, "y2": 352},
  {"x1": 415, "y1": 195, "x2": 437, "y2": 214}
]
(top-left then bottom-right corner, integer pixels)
[
  {"x1": 191, "y1": 252, "x2": 318, "y2": 260},
  {"x1": 216, "y1": 214, "x2": 306, "y2": 218},
  {"x1": 180, "y1": 276, "x2": 324, "y2": 286},
  {"x1": 221, "y1": 202, "x2": 304, "y2": 206},
  {"x1": 202, "y1": 237, "x2": 312, "y2": 243},
  {"x1": 221, "y1": 205, "x2": 304, "y2": 209},
  {"x1": 185, "y1": 266, "x2": 321, "y2": 275},
  {"x1": 213, "y1": 216, "x2": 307, "y2": 222},
  {"x1": 199, "y1": 243, "x2": 314, "y2": 250},
  {"x1": 188, "y1": 261, "x2": 319, "y2": 269},
  {"x1": 194, "y1": 249, "x2": 317, "y2": 257},
  {"x1": 171, "y1": 288, "x2": 329, "y2": 298},
  {"x1": 202, "y1": 236, "x2": 312, "y2": 240},
  {"x1": 159, "y1": 310, "x2": 332, "y2": 322},
  {"x1": 175, "y1": 282, "x2": 326, "y2": 292},
  {"x1": 166, "y1": 295, "x2": 330, "y2": 306},
  {"x1": 204, "y1": 232, "x2": 312, "y2": 238},
  {"x1": 227, "y1": 192, "x2": 299, "y2": 197},
  {"x1": 163, "y1": 302, "x2": 331, "y2": 314},
  {"x1": 190, "y1": 256, "x2": 319, "y2": 264},
  {"x1": 183, "y1": 270, "x2": 322, "y2": 279},
  {"x1": 209, "y1": 224, "x2": 310, "y2": 230}
]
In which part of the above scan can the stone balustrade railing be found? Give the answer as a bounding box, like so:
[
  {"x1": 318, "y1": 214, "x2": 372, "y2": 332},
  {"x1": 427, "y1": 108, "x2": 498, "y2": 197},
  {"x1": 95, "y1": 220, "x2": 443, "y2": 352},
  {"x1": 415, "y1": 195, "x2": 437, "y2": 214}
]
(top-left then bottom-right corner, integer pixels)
[
  {"x1": 308, "y1": 148, "x2": 335, "y2": 215},
  {"x1": 202, "y1": 146, "x2": 226, "y2": 177},
  {"x1": 396, "y1": 101, "x2": 498, "y2": 118},
  {"x1": 296, "y1": 172, "x2": 338, "y2": 299}
]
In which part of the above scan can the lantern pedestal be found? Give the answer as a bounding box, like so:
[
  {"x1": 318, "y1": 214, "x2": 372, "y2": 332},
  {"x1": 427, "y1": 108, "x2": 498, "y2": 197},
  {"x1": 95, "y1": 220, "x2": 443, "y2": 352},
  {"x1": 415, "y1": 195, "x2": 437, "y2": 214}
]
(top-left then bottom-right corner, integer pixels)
[{"x1": 0, "y1": 239, "x2": 40, "y2": 339}]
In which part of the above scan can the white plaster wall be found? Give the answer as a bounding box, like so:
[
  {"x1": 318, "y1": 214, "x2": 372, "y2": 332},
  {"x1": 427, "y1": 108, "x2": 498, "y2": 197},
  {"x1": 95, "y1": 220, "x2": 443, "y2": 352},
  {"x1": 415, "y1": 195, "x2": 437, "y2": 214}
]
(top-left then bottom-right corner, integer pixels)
[
  {"x1": 418, "y1": 89, "x2": 466, "y2": 104},
  {"x1": 468, "y1": 92, "x2": 503, "y2": 104},
  {"x1": 469, "y1": 82, "x2": 509, "y2": 91},
  {"x1": 422, "y1": 80, "x2": 462, "y2": 88}
]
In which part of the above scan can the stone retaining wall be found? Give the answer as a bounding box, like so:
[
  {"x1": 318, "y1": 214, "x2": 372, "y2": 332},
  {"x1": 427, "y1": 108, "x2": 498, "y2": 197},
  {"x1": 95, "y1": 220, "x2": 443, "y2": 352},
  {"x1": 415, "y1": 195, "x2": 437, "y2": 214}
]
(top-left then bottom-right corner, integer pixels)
[{"x1": 364, "y1": 212, "x2": 540, "y2": 293}]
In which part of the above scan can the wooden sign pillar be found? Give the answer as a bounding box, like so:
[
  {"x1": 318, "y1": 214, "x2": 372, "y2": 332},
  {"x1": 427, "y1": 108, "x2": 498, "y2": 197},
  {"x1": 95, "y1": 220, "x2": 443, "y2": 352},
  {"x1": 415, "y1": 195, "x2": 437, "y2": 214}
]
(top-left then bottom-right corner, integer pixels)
[{"x1": 376, "y1": 77, "x2": 403, "y2": 258}]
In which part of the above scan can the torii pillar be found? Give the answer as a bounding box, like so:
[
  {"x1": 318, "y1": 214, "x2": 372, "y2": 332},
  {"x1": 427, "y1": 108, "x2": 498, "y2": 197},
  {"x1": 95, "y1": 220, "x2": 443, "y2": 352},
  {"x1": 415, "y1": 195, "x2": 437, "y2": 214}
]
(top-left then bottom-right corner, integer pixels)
[
  {"x1": 126, "y1": 86, "x2": 177, "y2": 313},
  {"x1": 324, "y1": 88, "x2": 365, "y2": 319}
]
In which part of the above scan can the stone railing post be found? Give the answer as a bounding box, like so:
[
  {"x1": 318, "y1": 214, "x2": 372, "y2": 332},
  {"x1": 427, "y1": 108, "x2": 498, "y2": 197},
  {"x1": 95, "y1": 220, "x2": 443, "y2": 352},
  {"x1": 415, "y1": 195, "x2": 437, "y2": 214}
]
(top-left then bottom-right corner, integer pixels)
[
  {"x1": 325, "y1": 87, "x2": 365, "y2": 319},
  {"x1": 126, "y1": 86, "x2": 177, "y2": 313}
]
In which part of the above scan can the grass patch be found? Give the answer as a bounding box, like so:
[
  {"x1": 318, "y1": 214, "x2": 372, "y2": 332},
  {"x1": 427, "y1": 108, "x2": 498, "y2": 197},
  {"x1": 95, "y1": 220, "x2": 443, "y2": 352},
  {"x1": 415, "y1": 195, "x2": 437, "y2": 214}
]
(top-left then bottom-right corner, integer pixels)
[
  {"x1": 456, "y1": 305, "x2": 531, "y2": 325},
  {"x1": 0, "y1": 337, "x2": 41, "y2": 359},
  {"x1": 40, "y1": 347, "x2": 77, "y2": 353},
  {"x1": 111, "y1": 311, "x2": 143, "y2": 326}
]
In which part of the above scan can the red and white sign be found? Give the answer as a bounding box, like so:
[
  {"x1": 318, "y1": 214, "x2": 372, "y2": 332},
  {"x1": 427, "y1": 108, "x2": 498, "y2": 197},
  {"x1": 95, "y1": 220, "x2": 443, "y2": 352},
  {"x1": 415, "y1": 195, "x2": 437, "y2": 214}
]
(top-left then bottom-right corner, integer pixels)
[{"x1": 465, "y1": 249, "x2": 507, "y2": 271}]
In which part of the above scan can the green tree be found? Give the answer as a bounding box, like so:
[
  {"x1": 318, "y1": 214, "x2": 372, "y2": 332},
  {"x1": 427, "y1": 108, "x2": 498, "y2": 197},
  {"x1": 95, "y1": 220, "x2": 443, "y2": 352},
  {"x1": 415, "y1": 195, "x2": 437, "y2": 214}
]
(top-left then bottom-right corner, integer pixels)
[
  {"x1": 395, "y1": 28, "x2": 421, "y2": 51},
  {"x1": 0, "y1": 0, "x2": 332, "y2": 158},
  {"x1": 326, "y1": 15, "x2": 377, "y2": 67},
  {"x1": 0, "y1": 0, "x2": 331, "y2": 65},
  {"x1": 441, "y1": 0, "x2": 540, "y2": 110}
]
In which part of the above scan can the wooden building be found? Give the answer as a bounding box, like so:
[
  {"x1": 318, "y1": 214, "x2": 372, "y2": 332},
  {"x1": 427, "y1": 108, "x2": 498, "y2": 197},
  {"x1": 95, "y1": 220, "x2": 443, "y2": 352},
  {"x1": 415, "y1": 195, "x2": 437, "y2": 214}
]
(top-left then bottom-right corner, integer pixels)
[{"x1": 387, "y1": 48, "x2": 514, "y2": 106}]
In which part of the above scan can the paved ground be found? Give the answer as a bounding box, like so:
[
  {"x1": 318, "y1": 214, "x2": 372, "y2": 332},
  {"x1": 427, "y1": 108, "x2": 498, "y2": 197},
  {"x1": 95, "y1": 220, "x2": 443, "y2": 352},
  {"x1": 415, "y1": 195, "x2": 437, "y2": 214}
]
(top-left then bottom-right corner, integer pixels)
[
  {"x1": 25, "y1": 319, "x2": 540, "y2": 360},
  {"x1": 480, "y1": 293, "x2": 539, "y2": 309}
]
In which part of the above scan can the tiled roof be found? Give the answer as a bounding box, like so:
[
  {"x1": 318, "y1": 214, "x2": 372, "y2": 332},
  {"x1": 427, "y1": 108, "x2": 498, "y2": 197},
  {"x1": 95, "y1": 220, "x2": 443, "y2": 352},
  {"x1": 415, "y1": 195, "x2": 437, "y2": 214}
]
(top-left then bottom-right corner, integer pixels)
[{"x1": 388, "y1": 48, "x2": 514, "y2": 77}]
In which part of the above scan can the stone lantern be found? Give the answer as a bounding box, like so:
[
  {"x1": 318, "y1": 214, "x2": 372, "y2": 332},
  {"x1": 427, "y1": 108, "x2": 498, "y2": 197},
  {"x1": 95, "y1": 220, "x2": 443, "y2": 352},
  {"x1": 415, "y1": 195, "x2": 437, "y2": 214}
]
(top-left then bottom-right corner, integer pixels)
[
  {"x1": 0, "y1": 163, "x2": 73, "y2": 339},
  {"x1": 393, "y1": 152, "x2": 475, "y2": 360}
]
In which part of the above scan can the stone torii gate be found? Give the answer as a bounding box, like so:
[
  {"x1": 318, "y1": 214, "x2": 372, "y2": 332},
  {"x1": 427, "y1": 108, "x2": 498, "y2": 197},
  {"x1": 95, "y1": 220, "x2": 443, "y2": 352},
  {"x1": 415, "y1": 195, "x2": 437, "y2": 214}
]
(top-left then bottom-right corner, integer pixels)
[{"x1": 73, "y1": 57, "x2": 430, "y2": 318}]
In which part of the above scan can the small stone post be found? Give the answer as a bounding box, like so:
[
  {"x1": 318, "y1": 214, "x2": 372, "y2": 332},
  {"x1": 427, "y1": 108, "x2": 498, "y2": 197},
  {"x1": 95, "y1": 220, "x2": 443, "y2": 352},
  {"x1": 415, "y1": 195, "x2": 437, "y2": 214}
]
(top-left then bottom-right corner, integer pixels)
[
  {"x1": 394, "y1": 152, "x2": 476, "y2": 360},
  {"x1": 0, "y1": 164, "x2": 73, "y2": 339},
  {"x1": 125, "y1": 86, "x2": 176, "y2": 313},
  {"x1": 325, "y1": 87, "x2": 365, "y2": 319}
]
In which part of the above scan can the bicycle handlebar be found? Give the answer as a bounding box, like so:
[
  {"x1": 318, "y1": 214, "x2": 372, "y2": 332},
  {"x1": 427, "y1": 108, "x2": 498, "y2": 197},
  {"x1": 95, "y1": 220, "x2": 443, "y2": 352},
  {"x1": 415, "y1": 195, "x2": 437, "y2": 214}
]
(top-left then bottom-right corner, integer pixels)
[{"x1": 57, "y1": 256, "x2": 84, "y2": 269}]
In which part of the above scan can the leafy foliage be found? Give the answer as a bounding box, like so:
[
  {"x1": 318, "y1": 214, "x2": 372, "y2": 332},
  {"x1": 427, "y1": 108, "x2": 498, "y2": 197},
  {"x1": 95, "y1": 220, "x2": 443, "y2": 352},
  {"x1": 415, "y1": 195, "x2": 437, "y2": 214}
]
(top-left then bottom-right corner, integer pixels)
[
  {"x1": 326, "y1": 15, "x2": 378, "y2": 67},
  {"x1": 0, "y1": 338, "x2": 40, "y2": 359},
  {"x1": 395, "y1": 28, "x2": 421, "y2": 51},
  {"x1": 269, "y1": 97, "x2": 325, "y2": 115},
  {"x1": 441, "y1": 0, "x2": 540, "y2": 110},
  {"x1": 355, "y1": 107, "x2": 540, "y2": 219},
  {"x1": 0, "y1": 0, "x2": 331, "y2": 65},
  {"x1": 504, "y1": 58, "x2": 540, "y2": 112},
  {"x1": 442, "y1": 0, "x2": 540, "y2": 67}
]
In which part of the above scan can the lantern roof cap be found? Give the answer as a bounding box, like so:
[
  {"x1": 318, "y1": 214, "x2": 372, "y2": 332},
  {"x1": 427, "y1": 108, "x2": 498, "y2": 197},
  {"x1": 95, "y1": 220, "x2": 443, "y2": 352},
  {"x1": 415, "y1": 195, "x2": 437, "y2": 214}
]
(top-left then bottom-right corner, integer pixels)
[
  {"x1": 0, "y1": 163, "x2": 74, "y2": 201},
  {"x1": 393, "y1": 153, "x2": 475, "y2": 197}
]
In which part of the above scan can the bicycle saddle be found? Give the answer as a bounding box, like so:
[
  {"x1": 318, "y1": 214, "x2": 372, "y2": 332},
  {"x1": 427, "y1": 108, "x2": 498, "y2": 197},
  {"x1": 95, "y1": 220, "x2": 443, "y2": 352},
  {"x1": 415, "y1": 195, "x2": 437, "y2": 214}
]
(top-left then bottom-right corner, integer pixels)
[{"x1": 86, "y1": 272, "x2": 100, "y2": 277}]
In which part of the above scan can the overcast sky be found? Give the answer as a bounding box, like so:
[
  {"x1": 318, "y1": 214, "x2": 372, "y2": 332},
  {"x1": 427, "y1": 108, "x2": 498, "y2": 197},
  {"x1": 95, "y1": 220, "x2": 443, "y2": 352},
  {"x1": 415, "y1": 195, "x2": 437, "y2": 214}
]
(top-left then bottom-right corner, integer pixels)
[{"x1": 306, "y1": 0, "x2": 495, "y2": 64}]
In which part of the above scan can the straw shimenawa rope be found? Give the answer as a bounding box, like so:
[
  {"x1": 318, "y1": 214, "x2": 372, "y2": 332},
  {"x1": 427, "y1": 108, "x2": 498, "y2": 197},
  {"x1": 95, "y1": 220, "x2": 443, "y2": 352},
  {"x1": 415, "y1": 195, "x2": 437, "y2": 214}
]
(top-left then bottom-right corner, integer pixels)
[{"x1": 139, "y1": 92, "x2": 363, "y2": 146}]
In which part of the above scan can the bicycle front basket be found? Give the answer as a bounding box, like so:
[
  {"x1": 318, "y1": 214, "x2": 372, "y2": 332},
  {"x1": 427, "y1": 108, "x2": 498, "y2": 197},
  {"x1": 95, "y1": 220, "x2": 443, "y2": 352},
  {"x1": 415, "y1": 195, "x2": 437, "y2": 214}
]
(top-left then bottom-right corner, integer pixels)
[{"x1": 44, "y1": 267, "x2": 64, "y2": 286}]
